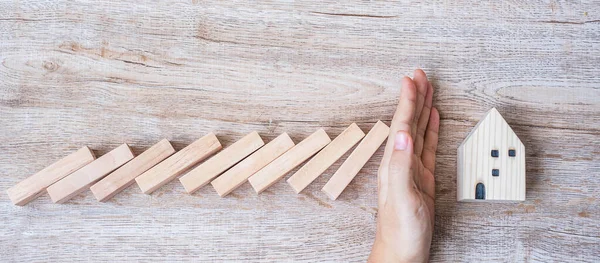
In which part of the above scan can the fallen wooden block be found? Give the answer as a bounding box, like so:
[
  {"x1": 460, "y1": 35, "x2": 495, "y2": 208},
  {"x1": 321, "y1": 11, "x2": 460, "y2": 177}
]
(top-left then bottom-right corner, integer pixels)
[
  {"x1": 248, "y1": 128, "x2": 331, "y2": 194},
  {"x1": 287, "y1": 123, "x2": 365, "y2": 194},
  {"x1": 211, "y1": 133, "x2": 295, "y2": 197},
  {"x1": 47, "y1": 144, "x2": 135, "y2": 204},
  {"x1": 90, "y1": 139, "x2": 176, "y2": 202},
  {"x1": 135, "y1": 133, "x2": 221, "y2": 194},
  {"x1": 6, "y1": 147, "x2": 96, "y2": 206},
  {"x1": 179, "y1": 131, "x2": 265, "y2": 194},
  {"x1": 322, "y1": 121, "x2": 389, "y2": 200}
]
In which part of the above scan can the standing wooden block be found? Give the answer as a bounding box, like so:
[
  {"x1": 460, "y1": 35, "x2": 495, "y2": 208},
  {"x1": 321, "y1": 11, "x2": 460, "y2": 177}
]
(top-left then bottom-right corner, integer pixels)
[
  {"x1": 90, "y1": 139, "x2": 176, "y2": 202},
  {"x1": 179, "y1": 131, "x2": 265, "y2": 194},
  {"x1": 287, "y1": 123, "x2": 365, "y2": 194},
  {"x1": 457, "y1": 108, "x2": 526, "y2": 201},
  {"x1": 322, "y1": 121, "x2": 389, "y2": 200},
  {"x1": 6, "y1": 147, "x2": 96, "y2": 206},
  {"x1": 248, "y1": 128, "x2": 331, "y2": 194},
  {"x1": 135, "y1": 133, "x2": 221, "y2": 194},
  {"x1": 47, "y1": 144, "x2": 134, "y2": 204},
  {"x1": 211, "y1": 133, "x2": 295, "y2": 197}
]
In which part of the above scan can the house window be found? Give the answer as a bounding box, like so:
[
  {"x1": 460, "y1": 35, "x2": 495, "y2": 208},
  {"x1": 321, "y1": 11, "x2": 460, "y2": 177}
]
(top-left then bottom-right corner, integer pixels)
[
  {"x1": 475, "y1": 183, "x2": 485, "y2": 200},
  {"x1": 508, "y1": 149, "x2": 516, "y2": 157},
  {"x1": 491, "y1": 150, "x2": 499, "y2": 157},
  {"x1": 492, "y1": 169, "x2": 499, "y2": 177}
]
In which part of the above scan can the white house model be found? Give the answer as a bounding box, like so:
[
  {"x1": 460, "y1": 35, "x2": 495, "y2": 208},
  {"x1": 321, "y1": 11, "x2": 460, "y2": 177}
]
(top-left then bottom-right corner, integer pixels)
[{"x1": 457, "y1": 108, "x2": 525, "y2": 201}]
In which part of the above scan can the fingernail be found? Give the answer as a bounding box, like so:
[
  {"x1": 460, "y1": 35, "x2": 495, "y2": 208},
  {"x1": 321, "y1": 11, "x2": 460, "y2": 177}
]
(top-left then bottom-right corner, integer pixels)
[{"x1": 394, "y1": 132, "x2": 408, "y2": 151}]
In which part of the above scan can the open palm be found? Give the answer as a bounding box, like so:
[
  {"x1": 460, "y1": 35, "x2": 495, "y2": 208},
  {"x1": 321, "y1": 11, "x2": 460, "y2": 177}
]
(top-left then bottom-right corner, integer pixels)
[{"x1": 369, "y1": 70, "x2": 440, "y2": 262}]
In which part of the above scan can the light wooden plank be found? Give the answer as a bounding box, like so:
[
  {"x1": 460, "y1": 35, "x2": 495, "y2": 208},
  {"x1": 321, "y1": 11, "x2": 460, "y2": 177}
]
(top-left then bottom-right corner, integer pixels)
[
  {"x1": 6, "y1": 146, "x2": 96, "y2": 206},
  {"x1": 135, "y1": 133, "x2": 221, "y2": 194},
  {"x1": 90, "y1": 139, "x2": 175, "y2": 202},
  {"x1": 322, "y1": 121, "x2": 389, "y2": 200},
  {"x1": 211, "y1": 133, "x2": 295, "y2": 197},
  {"x1": 287, "y1": 123, "x2": 365, "y2": 194},
  {"x1": 179, "y1": 131, "x2": 265, "y2": 194},
  {"x1": 46, "y1": 144, "x2": 134, "y2": 204},
  {"x1": 248, "y1": 128, "x2": 331, "y2": 194}
]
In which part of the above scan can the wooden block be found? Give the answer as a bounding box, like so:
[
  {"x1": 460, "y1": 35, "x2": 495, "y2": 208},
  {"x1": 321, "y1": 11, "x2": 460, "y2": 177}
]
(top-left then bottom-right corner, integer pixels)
[
  {"x1": 211, "y1": 133, "x2": 295, "y2": 197},
  {"x1": 287, "y1": 123, "x2": 365, "y2": 194},
  {"x1": 90, "y1": 139, "x2": 176, "y2": 202},
  {"x1": 248, "y1": 128, "x2": 331, "y2": 194},
  {"x1": 322, "y1": 121, "x2": 389, "y2": 200},
  {"x1": 179, "y1": 131, "x2": 265, "y2": 194},
  {"x1": 47, "y1": 144, "x2": 134, "y2": 204},
  {"x1": 135, "y1": 133, "x2": 221, "y2": 194},
  {"x1": 457, "y1": 108, "x2": 526, "y2": 201},
  {"x1": 6, "y1": 147, "x2": 96, "y2": 206}
]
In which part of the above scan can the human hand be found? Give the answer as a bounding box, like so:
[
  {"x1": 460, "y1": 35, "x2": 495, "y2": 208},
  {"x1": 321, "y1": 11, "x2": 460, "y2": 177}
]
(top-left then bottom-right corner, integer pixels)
[{"x1": 368, "y1": 70, "x2": 440, "y2": 262}]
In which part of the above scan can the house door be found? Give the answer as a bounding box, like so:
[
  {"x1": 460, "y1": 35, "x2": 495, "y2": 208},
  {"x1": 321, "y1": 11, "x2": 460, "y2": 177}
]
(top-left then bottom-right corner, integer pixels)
[{"x1": 475, "y1": 183, "x2": 485, "y2": 200}]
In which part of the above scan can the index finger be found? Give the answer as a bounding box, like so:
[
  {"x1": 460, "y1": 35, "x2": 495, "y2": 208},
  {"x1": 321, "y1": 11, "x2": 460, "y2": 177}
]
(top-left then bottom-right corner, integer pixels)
[{"x1": 390, "y1": 77, "x2": 417, "y2": 135}]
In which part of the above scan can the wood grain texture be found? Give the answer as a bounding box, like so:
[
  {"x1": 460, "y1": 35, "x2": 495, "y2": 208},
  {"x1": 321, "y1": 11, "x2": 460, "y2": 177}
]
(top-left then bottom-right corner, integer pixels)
[
  {"x1": 90, "y1": 139, "x2": 175, "y2": 202},
  {"x1": 134, "y1": 133, "x2": 221, "y2": 194},
  {"x1": 46, "y1": 143, "x2": 134, "y2": 204},
  {"x1": 212, "y1": 133, "x2": 295, "y2": 197},
  {"x1": 288, "y1": 123, "x2": 365, "y2": 194},
  {"x1": 322, "y1": 121, "x2": 390, "y2": 200},
  {"x1": 1, "y1": 0, "x2": 599, "y2": 262},
  {"x1": 179, "y1": 131, "x2": 264, "y2": 194},
  {"x1": 6, "y1": 146, "x2": 96, "y2": 205},
  {"x1": 458, "y1": 108, "x2": 526, "y2": 201},
  {"x1": 248, "y1": 128, "x2": 331, "y2": 194}
]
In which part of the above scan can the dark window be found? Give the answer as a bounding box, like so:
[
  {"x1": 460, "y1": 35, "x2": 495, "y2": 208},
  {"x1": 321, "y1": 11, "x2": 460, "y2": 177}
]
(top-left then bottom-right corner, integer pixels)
[
  {"x1": 475, "y1": 183, "x2": 485, "y2": 200},
  {"x1": 491, "y1": 150, "x2": 499, "y2": 157},
  {"x1": 492, "y1": 169, "x2": 499, "y2": 177},
  {"x1": 508, "y1": 149, "x2": 516, "y2": 157}
]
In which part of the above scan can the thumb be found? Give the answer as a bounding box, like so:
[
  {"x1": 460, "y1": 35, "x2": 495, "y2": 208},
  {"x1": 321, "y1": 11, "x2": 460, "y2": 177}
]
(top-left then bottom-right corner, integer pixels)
[{"x1": 388, "y1": 131, "x2": 414, "y2": 191}]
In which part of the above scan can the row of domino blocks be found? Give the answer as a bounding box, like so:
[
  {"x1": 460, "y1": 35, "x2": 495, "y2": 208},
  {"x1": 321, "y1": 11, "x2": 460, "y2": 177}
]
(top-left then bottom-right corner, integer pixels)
[{"x1": 7, "y1": 121, "x2": 390, "y2": 206}]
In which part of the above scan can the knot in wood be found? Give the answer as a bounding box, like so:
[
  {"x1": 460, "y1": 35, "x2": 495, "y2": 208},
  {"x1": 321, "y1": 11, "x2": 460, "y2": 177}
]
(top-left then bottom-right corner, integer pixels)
[{"x1": 43, "y1": 60, "x2": 59, "y2": 72}]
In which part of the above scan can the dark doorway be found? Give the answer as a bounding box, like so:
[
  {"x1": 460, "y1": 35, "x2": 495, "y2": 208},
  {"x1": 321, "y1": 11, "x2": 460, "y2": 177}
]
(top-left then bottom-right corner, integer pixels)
[{"x1": 475, "y1": 183, "x2": 485, "y2": 200}]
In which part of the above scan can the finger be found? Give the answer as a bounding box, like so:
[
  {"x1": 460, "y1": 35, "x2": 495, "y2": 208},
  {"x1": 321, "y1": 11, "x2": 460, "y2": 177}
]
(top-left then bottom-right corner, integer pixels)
[
  {"x1": 414, "y1": 83, "x2": 434, "y2": 157},
  {"x1": 392, "y1": 76, "x2": 417, "y2": 133},
  {"x1": 379, "y1": 77, "x2": 418, "y2": 205},
  {"x1": 421, "y1": 168, "x2": 436, "y2": 201},
  {"x1": 380, "y1": 77, "x2": 417, "y2": 173},
  {"x1": 422, "y1": 107, "x2": 440, "y2": 174},
  {"x1": 388, "y1": 131, "x2": 415, "y2": 192},
  {"x1": 411, "y1": 69, "x2": 429, "y2": 139},
  {"x1": 384, "y1": 77, "x2": 417, "y2": 158}
]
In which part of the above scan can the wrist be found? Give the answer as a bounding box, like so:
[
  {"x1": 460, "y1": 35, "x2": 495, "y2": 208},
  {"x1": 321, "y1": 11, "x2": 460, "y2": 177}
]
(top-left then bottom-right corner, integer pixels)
[{"x1": 369, "y1": 238, "x2": 429, "y2": 263}]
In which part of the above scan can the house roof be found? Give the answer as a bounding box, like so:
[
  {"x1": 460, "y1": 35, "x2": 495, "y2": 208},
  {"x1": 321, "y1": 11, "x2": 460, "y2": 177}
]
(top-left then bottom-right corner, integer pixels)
[{"x1": 459, "y1": 108, "x2": 523, "y2": 149}]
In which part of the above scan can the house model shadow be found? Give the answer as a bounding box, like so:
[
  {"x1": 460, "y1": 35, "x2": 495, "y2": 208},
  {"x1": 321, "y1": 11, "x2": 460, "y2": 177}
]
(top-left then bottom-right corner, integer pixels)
[{"x1": 457, "y1": 108, "x2": 526, "y2": 201}]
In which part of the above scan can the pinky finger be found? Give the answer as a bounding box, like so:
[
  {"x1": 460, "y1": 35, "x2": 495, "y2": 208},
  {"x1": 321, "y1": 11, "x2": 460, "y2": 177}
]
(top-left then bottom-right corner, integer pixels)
[{"x1": 422, "y1": 107, "x2": 440, "y2": 174}]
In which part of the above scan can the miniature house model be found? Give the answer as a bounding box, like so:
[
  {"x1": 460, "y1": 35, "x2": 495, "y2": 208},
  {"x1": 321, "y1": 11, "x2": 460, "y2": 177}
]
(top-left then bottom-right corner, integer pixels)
[{"x1": 457, "y1": 108, "x2": 525, "y2": 201}]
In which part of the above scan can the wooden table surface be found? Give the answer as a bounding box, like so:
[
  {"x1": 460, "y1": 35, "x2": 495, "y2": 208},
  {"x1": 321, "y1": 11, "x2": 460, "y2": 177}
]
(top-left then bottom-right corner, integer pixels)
[{"x1": 1, "y1": 1, "x2": 599, "y2": 262}]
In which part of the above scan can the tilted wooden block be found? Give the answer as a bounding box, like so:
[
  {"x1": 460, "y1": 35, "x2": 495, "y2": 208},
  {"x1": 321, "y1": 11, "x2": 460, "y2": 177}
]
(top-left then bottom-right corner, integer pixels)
[
  {"x1": 457, "y1": 108, "x2": 526, "y2": 201},
  {"x1": 135, "y1": 133, "x2": 222, "y2": 194},
  {"x1": 322, "y1": 121, "x2": 389, "y2": 200},
  {"x1": 287, "y1": 123, "x2": 365, "y2": 194},
  {"x1": 179, "y1": 131, "x2": 265, "y2": 194},
  {"x1": 6, "y1": 146, "x2": 96, "y2": 206},
  {"x1": 248, "y1": 128, "x2": 331, "y2": 194},
  {"x1": 211, "y1": 133, "x2": 295, "y2": 197},
  {"x1": 47, "y1": 144, "x2": 135, "y2": 204},
  {"x1": 90, "y1": 139, "x2": 176, "y2": 202}
]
